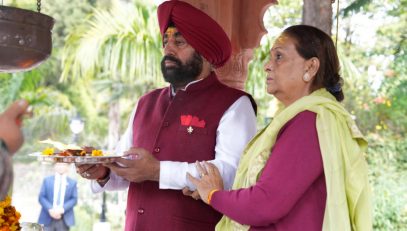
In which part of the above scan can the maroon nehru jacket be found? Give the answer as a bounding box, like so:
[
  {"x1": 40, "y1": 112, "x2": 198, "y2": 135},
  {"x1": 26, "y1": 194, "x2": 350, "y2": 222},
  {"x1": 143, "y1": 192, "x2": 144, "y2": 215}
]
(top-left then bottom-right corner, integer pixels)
[{"x1": 125, "y1": 73, "x2": 254, "y2": 230}]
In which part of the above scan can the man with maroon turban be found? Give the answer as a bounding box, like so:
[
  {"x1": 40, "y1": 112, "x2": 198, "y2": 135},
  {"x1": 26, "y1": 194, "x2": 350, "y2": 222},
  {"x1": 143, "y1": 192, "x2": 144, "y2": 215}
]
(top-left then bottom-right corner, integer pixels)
[{"x1": 76, "y1": 1, "x2": 257, "y2": 230}]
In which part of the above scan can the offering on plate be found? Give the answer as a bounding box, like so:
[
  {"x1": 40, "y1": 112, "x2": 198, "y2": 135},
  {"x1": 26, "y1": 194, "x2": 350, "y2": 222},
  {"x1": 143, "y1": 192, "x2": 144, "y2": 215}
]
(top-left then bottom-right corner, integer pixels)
[
  {"x1": 31, "y1": 139, "x2": 119, "y2": 163},
  {"x1": 41, "y1": 147, "x2": 104, "y2": 157},
  {"x1": 39, "y1": 139, "x2": 104, "y2": 157}
]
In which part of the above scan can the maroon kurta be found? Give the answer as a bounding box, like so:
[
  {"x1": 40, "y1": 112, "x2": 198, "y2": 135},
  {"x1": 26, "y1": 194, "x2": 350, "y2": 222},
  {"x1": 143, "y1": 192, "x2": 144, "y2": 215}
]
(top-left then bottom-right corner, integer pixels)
[
  {"x1": 211, "y1": 111, "x2": 327, "y2": 230},
  {"x1": 126, "y1": 73, "x2": 254, "y2": 231}
]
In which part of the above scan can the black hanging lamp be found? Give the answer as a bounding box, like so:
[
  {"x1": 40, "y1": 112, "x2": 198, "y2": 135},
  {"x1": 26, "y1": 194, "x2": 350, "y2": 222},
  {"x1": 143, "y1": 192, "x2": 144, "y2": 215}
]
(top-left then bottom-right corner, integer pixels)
[{"x1": 0, "y1": 0, "x2": 54, "y2": 72}]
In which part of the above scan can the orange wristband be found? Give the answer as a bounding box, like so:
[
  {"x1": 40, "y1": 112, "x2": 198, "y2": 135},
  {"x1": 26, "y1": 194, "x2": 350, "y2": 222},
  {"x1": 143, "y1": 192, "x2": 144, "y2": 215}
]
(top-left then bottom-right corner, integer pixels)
[{"x1": 207, "y1": 189, "x2": 219, "y2": 204}]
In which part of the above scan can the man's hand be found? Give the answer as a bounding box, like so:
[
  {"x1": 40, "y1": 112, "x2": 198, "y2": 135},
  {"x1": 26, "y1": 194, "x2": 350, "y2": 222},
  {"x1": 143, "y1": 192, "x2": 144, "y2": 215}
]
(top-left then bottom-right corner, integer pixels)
[
  {"x1": 182, "y1": 187, "x2": 201, "y2": 200},
  {"x1": 75, "y1": 164, "x2": 109, "y2": 180},
  {"x1": 48, "y1": 208, "x2": 62, "y2": 220},
  {"x1": 104, "y1": 147, "x2": 160, "y2": 183},
  {"x1": 0, "y1": 100, "x2": 30, "y2": 154}
]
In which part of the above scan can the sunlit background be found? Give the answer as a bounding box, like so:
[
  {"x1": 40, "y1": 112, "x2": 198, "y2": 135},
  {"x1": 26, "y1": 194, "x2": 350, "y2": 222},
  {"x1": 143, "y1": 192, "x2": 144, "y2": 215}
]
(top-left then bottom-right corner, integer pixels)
[{"x1": 1, "y1": 0, "x2": 405, "y2": 230}]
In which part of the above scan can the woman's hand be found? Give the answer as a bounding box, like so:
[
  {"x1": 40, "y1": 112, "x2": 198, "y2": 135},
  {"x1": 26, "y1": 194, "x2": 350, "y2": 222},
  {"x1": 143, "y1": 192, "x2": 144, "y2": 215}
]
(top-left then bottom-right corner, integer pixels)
[{"x1": 187, "y1": 161, "x2": 224, "y2": 204}]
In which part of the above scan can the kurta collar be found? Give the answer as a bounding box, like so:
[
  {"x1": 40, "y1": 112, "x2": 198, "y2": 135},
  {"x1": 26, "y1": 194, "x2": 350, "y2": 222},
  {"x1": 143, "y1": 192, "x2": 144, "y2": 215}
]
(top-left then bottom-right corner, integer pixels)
[{"x1": 169, "y1": 72, "x2": 218, "y2": 97}]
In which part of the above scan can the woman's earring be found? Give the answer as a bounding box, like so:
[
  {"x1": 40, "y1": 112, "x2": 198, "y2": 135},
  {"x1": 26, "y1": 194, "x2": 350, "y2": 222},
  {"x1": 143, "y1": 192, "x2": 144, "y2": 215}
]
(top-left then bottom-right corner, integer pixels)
[{"x1": 303, "y1": 72, "x2": 310, "y2": 82}]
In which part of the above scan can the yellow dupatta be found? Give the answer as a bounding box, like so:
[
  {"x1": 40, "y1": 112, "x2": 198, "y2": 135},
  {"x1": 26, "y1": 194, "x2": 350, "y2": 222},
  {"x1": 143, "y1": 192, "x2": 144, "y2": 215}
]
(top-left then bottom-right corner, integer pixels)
[{"x1": 216, "y1": 89, "x2": 372, "y2": 231}]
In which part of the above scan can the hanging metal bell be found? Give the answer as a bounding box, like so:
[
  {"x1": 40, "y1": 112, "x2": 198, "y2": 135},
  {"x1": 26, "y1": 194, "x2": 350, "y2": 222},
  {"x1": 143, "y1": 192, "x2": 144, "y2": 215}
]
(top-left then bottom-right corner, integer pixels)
[{"x1": 0, "y1": 5, "x2": 54, "y2": 72}]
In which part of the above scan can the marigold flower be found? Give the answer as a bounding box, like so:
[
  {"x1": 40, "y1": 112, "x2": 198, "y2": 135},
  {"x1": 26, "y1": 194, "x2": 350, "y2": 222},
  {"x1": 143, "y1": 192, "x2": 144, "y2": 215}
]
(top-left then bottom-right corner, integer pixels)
[
  {"x1": 91, "y1": 150, "x2": 103, "y2": 156},
  {"x1": 0, "y1": 197, "x2": 21, "y2": 231},
  {"x1": 42, "y1": 147, "x2": 54, "y2": 156}
]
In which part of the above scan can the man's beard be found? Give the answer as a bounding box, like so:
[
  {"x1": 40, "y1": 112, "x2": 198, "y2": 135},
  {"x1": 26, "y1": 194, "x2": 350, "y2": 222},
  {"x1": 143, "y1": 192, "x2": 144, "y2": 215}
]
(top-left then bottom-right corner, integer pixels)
[{"x1": 160, "y1": 52, "x2": 203, "y2": 89}]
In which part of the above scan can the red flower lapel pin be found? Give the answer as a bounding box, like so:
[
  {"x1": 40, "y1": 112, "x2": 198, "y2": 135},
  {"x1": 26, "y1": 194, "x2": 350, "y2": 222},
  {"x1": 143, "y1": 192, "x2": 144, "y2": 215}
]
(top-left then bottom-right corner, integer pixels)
[{"x1": 180, "y1": 115, "x2": 206, "y2": 134}]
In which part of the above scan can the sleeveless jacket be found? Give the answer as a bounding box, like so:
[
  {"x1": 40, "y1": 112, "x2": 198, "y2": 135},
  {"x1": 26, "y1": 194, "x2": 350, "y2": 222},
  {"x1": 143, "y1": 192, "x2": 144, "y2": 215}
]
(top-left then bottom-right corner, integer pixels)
[{"x1": 125, "y1": 72, "x2": 255, "y2": 231}]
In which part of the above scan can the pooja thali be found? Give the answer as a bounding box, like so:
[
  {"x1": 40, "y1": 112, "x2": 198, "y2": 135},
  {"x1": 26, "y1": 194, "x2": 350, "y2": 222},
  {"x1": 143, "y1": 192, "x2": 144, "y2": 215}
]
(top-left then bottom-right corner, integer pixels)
[
  {"x1": 29, "y1": 152, "x2": 122, "y2": 164},
  {"x1": 30, "y1": 139, "x2": 123, "y2": 164}
]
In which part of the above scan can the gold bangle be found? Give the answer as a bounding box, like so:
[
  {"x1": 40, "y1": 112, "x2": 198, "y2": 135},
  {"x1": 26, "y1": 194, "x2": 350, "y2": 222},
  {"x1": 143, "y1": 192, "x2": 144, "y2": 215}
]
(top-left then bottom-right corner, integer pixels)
[{"x1": 207, "y1": 189, "x2": 219, "y2": 204}]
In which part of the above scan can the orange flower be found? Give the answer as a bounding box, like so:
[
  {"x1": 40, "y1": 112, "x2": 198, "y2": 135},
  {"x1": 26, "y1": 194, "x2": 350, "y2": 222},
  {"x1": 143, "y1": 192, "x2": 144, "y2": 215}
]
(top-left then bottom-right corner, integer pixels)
[
  {"x1": 0, "y1": 197, "x2": 21, "y2": 231},
  {"x1": 42, "y1": 147, "x2": 54, "y2": 156},
  {"x1": 91, "y1": 149, "x2": 103, "y2": 156}
]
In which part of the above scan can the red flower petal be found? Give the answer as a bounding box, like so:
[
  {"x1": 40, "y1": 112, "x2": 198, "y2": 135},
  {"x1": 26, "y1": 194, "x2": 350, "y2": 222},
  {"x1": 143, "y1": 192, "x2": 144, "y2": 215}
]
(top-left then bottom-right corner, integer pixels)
[
  {"x1": 191, "y1": 116, "x2": 206, "y2": 128},
  {"x1": 180, "y1": 115, "x2": 193, "y2": 126}
]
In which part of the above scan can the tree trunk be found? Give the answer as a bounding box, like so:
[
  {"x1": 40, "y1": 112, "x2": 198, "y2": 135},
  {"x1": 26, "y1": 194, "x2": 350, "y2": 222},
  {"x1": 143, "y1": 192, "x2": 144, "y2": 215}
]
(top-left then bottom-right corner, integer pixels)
[
  {"x1": 108, "y1": 101, "x2": 120, "y2": 152},
  {"x1": 302, "y1": 0, "x2": 333, "y2": 35}
]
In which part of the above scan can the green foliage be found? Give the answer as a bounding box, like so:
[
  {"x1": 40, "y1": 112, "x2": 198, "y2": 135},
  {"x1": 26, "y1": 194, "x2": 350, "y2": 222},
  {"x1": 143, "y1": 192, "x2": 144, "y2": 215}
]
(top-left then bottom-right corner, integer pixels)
[
  {"x1": 373, "y1": 0, "x2": 407, "y2": 135},
  {"x1": 336, "y1": 0, "x2": 407, "y2": 136},
  {"x1": 366, "y1": 134, "x2": 407, "y2": 230},
  {"x1": 339, "y1": 45, "x2": 379, "y2": 134},
  {"x1": 71, "y1": 205, "x2": 95, "y2": 231},
  {"x1": 265, "y1": 0, "x2": 302, "y2": 29},
  {"x1": 42, "y1": 0, "x2": 95, "y2": 48},
  {"x1": 61, "y1": 0, "x2": 162, "y2": 84},
  {"x1": 0, "y1": 74, "x2": 24, "y2": 108},
  {"x1": 384, "y1": 79, "x2": 407, "y2": 134},
  {"x1": 341, "y1": 0, "x2": 372, "y2": 17}
]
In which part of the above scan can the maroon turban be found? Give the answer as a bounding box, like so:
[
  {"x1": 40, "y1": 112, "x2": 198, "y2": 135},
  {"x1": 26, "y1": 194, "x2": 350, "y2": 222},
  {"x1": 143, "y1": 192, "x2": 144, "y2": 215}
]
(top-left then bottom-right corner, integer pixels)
[{"x1": 157, "y1": 0, "x2": 231, "y2": 68}]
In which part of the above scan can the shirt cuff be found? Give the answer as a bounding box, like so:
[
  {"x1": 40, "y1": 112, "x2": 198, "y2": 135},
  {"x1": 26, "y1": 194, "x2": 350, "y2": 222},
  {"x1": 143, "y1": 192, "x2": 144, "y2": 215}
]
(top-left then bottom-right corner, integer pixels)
[
  {"x1": 159, "y1": 161, "x2": 198, "y2": 190},
  {"x1": 90, "y1": 171, "x2": 129, "y2": 192},
  {"x1": 91, "y1": 180, "x2": 104, "y2": 193}
]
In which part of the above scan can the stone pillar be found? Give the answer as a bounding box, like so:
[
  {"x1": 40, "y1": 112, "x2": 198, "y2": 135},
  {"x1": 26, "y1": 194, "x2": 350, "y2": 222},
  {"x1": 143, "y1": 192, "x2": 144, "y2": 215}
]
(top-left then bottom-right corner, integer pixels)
[{"x1": 181, "y1": 0, "x2": 277, "y2": 90}]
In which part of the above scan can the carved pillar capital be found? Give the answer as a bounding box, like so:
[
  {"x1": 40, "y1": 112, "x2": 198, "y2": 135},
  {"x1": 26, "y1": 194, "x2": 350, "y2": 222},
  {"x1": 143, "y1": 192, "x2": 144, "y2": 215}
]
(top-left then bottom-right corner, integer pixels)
[
  {"x1": 215, "y1": 49, "x2": 253, "y2": 90},
  {"x1": 181, "y1": 0, "x2": 276, "y2": 90}
]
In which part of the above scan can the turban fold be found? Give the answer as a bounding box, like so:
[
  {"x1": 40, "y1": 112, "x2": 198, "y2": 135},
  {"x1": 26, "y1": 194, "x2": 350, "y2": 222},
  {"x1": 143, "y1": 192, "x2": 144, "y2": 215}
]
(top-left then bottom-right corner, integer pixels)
[{"x1": 157, "y1": 0, "x2": 231, "y2": 68}]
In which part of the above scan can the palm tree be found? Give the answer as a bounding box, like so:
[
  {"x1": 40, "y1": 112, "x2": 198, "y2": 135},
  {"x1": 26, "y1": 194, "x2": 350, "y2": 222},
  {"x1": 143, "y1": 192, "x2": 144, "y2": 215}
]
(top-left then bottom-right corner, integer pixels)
[
  {"x1": 0, "y1": 71, "x2": 77, "y2": 158},
  {"x1": 61, "y1": 0, "x2": 163, "y2": 150}
]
